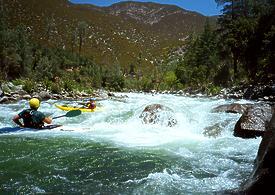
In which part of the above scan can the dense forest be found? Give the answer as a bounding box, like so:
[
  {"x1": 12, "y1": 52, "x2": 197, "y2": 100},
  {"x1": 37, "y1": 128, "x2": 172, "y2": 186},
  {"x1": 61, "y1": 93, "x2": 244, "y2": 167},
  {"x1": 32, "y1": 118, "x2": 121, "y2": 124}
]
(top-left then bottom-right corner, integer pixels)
[
  {"x1": 176, "y1": 0, "x2": 274, "y2": 91},
  {"x1": 0, "y1": 0, "x2": 274, "y2": 94}
]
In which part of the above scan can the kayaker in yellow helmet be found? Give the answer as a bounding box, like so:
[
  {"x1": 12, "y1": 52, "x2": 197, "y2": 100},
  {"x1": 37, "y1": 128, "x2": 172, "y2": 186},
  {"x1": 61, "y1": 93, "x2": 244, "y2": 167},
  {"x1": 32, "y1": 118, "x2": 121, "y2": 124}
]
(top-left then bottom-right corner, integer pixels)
[{"x1": 13, "y1": 98, "x2": 52, "y2": 128}]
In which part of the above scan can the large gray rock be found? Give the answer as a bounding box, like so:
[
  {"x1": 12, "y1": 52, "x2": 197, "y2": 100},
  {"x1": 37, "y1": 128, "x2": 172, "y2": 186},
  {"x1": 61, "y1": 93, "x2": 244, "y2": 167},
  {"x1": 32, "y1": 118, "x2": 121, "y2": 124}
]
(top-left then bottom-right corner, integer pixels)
[
  {"x1": 139, "y1": 104, "x2": 177, "y2": 127},
  {"x1": 238, "y1": 113, "x2": 275, "y2": 194},
  {"x1": 212, "y1": 103, "x2": 252, "y2": 114},
  {"x1": 234, "y1": 104, "x2": 273, "y2": 138},
  {"x1": 38, "y1": 91, "x2": 52, "y2": 100}
]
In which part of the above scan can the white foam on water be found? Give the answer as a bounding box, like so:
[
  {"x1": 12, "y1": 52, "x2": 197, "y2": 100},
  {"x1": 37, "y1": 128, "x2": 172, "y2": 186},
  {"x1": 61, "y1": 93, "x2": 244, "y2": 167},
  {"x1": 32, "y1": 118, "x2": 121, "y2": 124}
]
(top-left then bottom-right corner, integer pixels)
[{"x1": 0, "y1": 93, "x2": 261, "y2": 193}]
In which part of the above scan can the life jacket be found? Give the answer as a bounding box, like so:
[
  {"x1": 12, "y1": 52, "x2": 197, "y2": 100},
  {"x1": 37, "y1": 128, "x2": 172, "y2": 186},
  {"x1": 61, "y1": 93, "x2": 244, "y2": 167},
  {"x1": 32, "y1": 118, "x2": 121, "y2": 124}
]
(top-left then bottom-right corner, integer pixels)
[
  {"x1": 21, "y1": 109, "x2": 44, "y2": 128},
  {"x1": 86, "y1": 102, "x2": 96, "y2": 109}
]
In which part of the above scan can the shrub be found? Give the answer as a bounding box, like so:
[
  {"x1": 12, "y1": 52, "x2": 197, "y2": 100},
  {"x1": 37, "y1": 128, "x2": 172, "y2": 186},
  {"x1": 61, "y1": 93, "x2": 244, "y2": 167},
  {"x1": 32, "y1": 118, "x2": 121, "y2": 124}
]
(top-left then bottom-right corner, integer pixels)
[
  {"x1": 51, "y1": 82, "x2": 62, "y2": 94},
  {"x1": 23, "y1": 79, "x2": 36, "y2": 93}
]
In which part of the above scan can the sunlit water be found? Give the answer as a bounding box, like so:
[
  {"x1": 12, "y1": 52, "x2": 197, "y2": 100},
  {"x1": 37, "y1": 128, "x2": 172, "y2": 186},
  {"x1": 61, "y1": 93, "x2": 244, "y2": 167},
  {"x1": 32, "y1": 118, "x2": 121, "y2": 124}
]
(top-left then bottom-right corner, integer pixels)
[{"x1": 0, "y1": 93, "x2": 261, "y2": 194}]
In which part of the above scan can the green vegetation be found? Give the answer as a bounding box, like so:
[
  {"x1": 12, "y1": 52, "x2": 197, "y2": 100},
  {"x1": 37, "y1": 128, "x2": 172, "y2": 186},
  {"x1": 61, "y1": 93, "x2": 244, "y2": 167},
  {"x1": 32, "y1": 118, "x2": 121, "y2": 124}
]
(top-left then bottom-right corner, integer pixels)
[
  {"x1": 0, "y1": 0, "x2": 274, "y2": 94},
  {"x1": 174, "y1": 0, "x2": 274, "y2": 93}
]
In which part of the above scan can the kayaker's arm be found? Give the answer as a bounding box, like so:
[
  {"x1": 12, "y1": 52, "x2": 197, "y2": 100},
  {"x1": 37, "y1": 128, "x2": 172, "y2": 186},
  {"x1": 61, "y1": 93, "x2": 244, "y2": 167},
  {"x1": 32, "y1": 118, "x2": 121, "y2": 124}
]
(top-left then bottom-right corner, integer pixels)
[
  {"x1": 43, "y1": 116, "x2": 52, "y2": 124},
  {"x1": 13, "y1": 114, "x2": 24, "y2": 127}
]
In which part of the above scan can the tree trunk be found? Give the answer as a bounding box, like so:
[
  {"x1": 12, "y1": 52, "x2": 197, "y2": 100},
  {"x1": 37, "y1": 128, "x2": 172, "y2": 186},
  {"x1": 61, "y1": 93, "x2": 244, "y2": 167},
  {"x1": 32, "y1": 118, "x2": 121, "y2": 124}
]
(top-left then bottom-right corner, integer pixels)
[{"x1": 233, "y1": 54, "x2": 238, "y2": 80}]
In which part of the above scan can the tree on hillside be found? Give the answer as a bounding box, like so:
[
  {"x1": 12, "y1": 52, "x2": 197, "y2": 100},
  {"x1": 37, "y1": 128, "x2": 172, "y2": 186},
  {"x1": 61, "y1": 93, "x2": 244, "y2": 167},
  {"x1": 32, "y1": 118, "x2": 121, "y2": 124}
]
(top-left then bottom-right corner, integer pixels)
[
  {"x1": 45, "y1": 15, "x2": 56, "y2": 44},
  {"x1": 77, "y1": 21, "x2": 88, "y2": 55},
  {"x1": 216, "y1": 0, "x2": 275, "y2": 82},
  {"x1": 175, "y1": 20, "x2": 218, "y2": 87},
  {"x1": 16, "y1": 25, "x2": 32, "y2": 76},
  {"x1": 215, "y1": 0, "x2": 252, "y2": 80},
  {"x1": 244, "y1": 1, "x2": 275, "y2": 80},
  {"x1": 69, "y1": 25, "x2": 77, "y2": 53}
]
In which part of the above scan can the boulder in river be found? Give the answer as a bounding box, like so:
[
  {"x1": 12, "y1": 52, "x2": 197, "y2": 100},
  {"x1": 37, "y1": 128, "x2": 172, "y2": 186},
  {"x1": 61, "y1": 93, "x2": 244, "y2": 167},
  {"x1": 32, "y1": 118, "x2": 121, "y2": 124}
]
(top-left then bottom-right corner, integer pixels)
[
  {"x1": 212, "y1": 103, "x2": 252, "y2": 114},
  {"x1": 234, "y1": 104, "x2": 273, "y2": 138},
  {"x1": 238, "y1": 113, "x2": 275, "y2": 194},
  {"x1": 203, "y1": 120, "x2": 231, "y2": 138},
  {"x1": 139, "y1": 104, "x2": 177, "y2": 127}
]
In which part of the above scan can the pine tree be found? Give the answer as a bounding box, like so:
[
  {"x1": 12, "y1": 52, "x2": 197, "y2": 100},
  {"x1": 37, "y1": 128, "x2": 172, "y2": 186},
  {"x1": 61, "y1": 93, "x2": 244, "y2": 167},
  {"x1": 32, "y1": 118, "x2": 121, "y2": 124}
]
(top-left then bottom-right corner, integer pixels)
[{"x1": 77, "y1": 21, "x2": 88, "y2": 55}]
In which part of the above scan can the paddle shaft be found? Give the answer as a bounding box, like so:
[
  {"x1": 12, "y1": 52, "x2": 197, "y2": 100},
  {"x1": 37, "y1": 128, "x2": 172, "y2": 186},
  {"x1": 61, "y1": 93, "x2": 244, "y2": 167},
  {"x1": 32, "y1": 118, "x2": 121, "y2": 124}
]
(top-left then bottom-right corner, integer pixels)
[
  {"x1": 52, "y1": 115, "x2": 66, "y2": 119},
  {"x1": 52, "y1": 110, "x2": 81, "y2": 119}
]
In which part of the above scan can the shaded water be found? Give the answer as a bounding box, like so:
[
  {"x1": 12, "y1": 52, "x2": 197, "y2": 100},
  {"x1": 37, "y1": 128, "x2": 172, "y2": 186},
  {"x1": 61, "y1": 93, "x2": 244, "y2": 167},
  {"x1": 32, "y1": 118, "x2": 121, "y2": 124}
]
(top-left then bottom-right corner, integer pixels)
[{"x1": 0, "y1": 93, "x2": 261, "y2": 194}]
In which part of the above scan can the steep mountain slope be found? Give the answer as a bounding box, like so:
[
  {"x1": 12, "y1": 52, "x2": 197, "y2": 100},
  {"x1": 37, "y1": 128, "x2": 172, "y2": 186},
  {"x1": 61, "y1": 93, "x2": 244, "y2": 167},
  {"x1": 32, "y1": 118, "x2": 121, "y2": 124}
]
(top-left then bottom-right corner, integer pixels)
[
  {"x1": 3, "y1": 0, "x2": 211, "y2": 73},
  {"x1": 103, "y1": 1, "x2": 207, "y2": 39}
]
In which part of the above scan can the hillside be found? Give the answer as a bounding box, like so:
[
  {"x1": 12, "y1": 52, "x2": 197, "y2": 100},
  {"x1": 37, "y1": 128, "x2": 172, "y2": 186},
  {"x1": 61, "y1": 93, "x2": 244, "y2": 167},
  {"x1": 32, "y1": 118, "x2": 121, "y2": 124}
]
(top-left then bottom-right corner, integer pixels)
[
  {"x1": 3, "y1": 0, "x2": 211, "y2": 74},
  {"x1": 103, "y1": 1, "x2": 207, "y2": 39}
]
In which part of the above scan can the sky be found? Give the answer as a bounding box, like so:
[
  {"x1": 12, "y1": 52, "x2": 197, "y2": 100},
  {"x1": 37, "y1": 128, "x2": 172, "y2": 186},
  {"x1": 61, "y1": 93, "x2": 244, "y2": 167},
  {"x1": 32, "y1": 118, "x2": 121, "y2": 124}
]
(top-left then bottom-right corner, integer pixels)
[{"x1": 69, "y1": 0, "x2": 221, "y2": 16}]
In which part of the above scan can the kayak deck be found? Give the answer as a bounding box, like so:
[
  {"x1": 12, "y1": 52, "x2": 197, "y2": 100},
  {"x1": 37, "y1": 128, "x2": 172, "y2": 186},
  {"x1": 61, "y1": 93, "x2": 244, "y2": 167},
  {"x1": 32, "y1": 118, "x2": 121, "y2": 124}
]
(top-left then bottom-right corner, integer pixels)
[
  {"x1": 0, "y1": 124, "x2": 62, "y2": 134},
  {"x1": 55, "y1": 104, "x2": 102, "y2": 112}
]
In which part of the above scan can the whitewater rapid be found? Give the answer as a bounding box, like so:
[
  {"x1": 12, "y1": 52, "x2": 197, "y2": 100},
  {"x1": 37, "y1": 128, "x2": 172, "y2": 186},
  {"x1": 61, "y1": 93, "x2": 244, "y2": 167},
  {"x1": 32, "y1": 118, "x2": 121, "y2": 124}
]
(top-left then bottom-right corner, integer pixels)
[{"x1": 0, "y1": 92, "x2": 261, "y2": 194}]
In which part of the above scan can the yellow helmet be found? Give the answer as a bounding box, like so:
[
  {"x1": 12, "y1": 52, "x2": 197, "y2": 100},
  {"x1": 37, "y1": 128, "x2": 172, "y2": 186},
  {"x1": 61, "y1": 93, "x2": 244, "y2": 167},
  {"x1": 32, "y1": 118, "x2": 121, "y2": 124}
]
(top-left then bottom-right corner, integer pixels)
[{"x1": 29, "y1": 98, "x2": 40, "y2": 109}]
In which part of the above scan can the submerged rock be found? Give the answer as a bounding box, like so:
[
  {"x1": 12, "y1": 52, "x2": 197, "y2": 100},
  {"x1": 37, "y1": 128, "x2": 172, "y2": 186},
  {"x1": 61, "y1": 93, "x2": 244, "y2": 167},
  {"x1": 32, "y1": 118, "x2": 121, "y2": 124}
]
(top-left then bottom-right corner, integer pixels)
[
  {"x1": 203, "y1": 120, "x2": 231, "y2": 138},
  {"x1": 139, "y1": 104, "x2": 177, "y2": 127},
  {"x1": 203, "y1": 123, "x2": 223, "y2": 138}
]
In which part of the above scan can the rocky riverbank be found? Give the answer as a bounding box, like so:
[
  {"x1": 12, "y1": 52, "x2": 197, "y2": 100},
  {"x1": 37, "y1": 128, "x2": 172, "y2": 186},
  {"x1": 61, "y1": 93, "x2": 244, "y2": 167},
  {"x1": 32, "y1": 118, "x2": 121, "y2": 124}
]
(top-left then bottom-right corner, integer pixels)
[
  {"x1": 1, "y1": 80, "x2": 275, "y2": 103},
  {"x1": 0, "y1": 82, "x2": 116, "y2": 103}
]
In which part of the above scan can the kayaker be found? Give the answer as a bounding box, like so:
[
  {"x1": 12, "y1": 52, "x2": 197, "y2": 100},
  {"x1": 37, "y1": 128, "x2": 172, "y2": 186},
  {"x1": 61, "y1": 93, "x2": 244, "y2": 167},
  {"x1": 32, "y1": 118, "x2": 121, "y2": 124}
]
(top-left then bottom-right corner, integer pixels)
[
  {"x1": 86, "y1": 99, "x2": 96, "y2": 109},
  {"x1": 13, "y1": 98, "x2": 52, "y2": 128}
]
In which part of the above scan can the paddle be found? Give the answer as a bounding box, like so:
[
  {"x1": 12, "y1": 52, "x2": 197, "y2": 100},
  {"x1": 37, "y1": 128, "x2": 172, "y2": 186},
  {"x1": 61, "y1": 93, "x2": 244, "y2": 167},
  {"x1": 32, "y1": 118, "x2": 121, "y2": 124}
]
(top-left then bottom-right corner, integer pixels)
[{"x1": 52, "y1": 110, "x2": 82, "y2": 119}]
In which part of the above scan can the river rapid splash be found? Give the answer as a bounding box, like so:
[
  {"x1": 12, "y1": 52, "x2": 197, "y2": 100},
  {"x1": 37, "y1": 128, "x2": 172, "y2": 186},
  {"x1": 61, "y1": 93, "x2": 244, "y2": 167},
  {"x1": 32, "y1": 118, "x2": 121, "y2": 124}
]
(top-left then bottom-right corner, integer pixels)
[{"x1": 0, "y1": 93, "x2": 261, "y2": 194}]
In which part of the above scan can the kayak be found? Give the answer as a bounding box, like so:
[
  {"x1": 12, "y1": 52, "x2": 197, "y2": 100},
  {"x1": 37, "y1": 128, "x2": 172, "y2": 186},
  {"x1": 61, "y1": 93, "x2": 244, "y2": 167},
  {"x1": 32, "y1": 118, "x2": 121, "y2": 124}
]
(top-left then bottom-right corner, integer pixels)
[
  {"x1": 55, "y1": 104, "x2": 103, "y2": 112},
  {"x1": 0, "y1": 124, "x2": 62, "y2": 134}
]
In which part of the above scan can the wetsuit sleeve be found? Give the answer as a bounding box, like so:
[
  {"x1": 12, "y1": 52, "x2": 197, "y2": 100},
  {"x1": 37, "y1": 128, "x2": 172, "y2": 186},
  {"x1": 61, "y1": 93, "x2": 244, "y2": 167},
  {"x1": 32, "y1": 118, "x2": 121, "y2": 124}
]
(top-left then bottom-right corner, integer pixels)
[{"x1": 37, "y1": 112, "x2": 46, "y2": 121}]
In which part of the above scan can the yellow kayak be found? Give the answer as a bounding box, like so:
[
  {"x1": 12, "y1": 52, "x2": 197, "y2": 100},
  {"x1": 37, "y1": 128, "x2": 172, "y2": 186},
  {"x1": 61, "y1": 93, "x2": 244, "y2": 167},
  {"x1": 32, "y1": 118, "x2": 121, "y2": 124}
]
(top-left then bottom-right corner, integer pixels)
[{"x1": 55, "y1": 104, "x2": 103, "y2": 112}]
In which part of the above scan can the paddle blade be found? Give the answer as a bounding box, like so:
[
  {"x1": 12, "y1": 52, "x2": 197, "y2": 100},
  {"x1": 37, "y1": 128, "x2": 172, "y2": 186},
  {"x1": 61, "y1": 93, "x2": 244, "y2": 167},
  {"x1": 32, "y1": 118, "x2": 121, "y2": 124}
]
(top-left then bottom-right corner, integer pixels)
[{"x1": 65, "y1": 110, "x2": 82, "y2": 117}]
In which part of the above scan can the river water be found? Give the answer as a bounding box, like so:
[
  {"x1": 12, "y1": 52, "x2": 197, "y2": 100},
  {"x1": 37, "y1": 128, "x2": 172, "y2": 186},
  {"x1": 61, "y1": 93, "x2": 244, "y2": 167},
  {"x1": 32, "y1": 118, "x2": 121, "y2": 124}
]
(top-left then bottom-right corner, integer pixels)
[{"x1": 0, "y1": 93, "x2": 261, "y2": 194}]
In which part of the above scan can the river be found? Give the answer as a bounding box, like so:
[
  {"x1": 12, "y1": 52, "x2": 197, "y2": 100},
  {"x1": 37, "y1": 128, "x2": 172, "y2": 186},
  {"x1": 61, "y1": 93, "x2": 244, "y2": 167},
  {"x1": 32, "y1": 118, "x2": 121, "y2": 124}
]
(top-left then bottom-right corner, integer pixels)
[{"x1": 0, "y1": 93, "x2": 261, "y2": 194}]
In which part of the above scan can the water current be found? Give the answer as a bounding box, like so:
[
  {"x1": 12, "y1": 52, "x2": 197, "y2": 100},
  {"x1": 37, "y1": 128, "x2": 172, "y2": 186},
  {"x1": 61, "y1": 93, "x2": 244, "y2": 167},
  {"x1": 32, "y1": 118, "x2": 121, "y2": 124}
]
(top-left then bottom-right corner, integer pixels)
[{"x1": 0, "y1": 93, "x2": 261, "y2": 194}]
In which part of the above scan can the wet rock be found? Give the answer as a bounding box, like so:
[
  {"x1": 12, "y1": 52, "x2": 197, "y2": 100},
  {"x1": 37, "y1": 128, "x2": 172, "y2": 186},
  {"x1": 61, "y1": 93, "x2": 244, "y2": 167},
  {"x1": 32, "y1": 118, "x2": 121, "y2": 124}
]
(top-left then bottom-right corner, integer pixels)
[
  {"x1": 32, "y1": 94, "x2": 42, "y2": 101},
  {"x1": 139, "y1": 104, "x2": 177, "y2": 127},
  {"x1": 81, "y1": 91, "x2": 89, "y2": 97},
  {"x1": 238, "y1": 113, "x2": 275, "y2": 194},
  {"x1": 22, "y1": 94, "x2": 31, "y2": 100},
  {"x1": 38, "y1": 91, "x2": 52, "y2": 100},
  {"x1": 52, "y1": 94, "x2": 62, "y2": 100},
  {"x1": 0, "y1": 96, "x2": 9, "y2": 103},
  {"x1": 203, "y1": 123, "x2": 223, "y2": 138},
  {"x1": 108, "y1": 92, "x2": 115, "y2": 97},
  {"x1": 234, "y1": 104, "x2": 273, "y2": 138},
  {"x1": 0, "y1": 96, "x2": 18, "y2": 103},
  {"x1": 212, "y1": 103, "x2": 253, "y2": 114},
  {"x1": 203, "y1": 120, "x2": 231, "y2": 138},
  {"x1": 12, "y1": 94, "x2": 20, "y2": 99}
]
